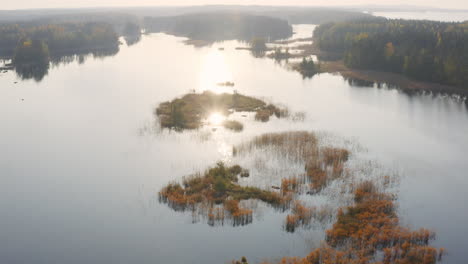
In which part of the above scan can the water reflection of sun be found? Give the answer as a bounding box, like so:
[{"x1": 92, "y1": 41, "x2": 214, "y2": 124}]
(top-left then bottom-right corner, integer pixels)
[
  {"x1": 207, "y1": 112, "x2": 226, "y2": 126},
  {"x1": 199, "y1": 49, "x2": 233, "y2": 93}
]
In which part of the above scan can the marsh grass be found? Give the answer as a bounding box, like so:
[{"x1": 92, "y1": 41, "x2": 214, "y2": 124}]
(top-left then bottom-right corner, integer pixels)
[
  {"x1": 245, "y1": 173, "x2": 443, "y2": 264},
  {"x1": 155, "y1": 91, "x2": 289, "y2": 130},
  {"x1": 254, "y1": 104, "x2": 289, "y2": 122},
  {"x1": 223, "y1": 120, "x2": 244, "y2": 132},
  {"x1": 231, "y1": 131, "x2": 358, "y2": 233},
  {"x1": 234, "y1": 131, "x2": 350, "y2": 195},
  {"x1": 159, "y1": 162, "x2": 285, "y2": 226},
  {"x1": 227, "y1": 131, "x2": 443, "y2": 263}
]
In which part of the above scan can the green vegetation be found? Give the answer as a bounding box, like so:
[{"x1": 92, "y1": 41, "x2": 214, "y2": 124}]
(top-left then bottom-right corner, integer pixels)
[
  {"x1": 155, "y1": 91, "x2": 287, "y2": 130},
  {"x1": 231, "y1": 256, "x2": 249, "y2": 264},
  {"x1": 159, "y1": 163, "x2": 283, "y2": 226},
  {"x1": 0, "y1": 22, "x2": 119, "y2": 56},
  {"x1": 160, "y1": 131, "x2": 353, "y2": 227},
  {"x1": 295, "y1": 57, "x2": 320, "y2": 78},
  {"x1": 143, "y1": 13, "x2": 293, "y2": 42},
  {"x1": 254, "y1": 104, "x2": 288, "y2": 122},
  {"x1": 250, "y1": 38, "x2": 267, "y2": 51},
  {"x1": 250, "y1": 37, "x2": 268, "y2": 57},
  {"x1": 239, "y1": 180, "x2": 445, "y2": 263},
  {"x1": 13, "y1": 39, "x2": 50, "y2": 66},
  {"x1": 123, "y1": 22, "x2": 140, "y2": 36},
  {"x1": 12, "y1": 39, "x2": 50, "y2": 81},
  {"x1": 233, "y1": 171, "x2": 445, "y2": 264},
  {"x1": 263, "y1": 9, "x2": 374, "y2": 25},
  {"x1": 270, "y1": 47, "x2": 291, "y2": 61},
  {"x1": 123, "y1": 22, "x2": 141, "y2": 46},
  {"x1": 314, "y1": 18, "x2": 468, "y2": 88}
]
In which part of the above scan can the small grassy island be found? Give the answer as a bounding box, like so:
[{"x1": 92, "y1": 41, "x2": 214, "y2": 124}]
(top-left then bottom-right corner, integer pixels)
[
  {"x1": 229, "y1": 131, "x2": 445, "y2": 264},
  {"x1": 159, "y1": 131, "x2": 352, "y2": 227},
  {"x1": 159, "y1": 163, "x2": 282, "y2": 226},
  {"x1": 293, "y1": 57, "x2": 321, "y2": 78},
  {"x1": 155, "y1": 91, "x2": 288, "y2": 130},
  {"x1": 159, "y1": 130, "x2": 445, "y2": 262},
  {"x1": 235, "y1": 181, "x2": 445, "y2": 264},
  {"x1": 223, "y1": 120, "x2": 244, "y2": 132}
]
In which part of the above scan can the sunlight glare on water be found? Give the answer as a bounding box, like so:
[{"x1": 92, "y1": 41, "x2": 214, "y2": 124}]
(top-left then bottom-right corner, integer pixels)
[
  {"x1": 207, "y1": 112, "x2": 226, "y2": 126},
  {"x1": 198, "y1": 49, "x2": 234, "y2": 93}
]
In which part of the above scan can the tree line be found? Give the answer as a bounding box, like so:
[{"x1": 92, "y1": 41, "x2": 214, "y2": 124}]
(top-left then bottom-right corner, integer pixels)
[
  {"x1": 314, "y1": 18, "x2": 468, "y2": 88},
  {"x1": 143, "y1": 12, "x2": 293, "y2": 41},
  {"x1": 0, "y1": 22, "x2": 120, "y2": 57}
]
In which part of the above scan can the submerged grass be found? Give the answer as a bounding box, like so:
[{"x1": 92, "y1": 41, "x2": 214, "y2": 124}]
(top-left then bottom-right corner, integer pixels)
[
  {"x1": 155, "y1": 91, "x2": 288, "y2": 130},
  {"x1": 234, "y1": 131, "x2": 350, "y2": 194},
  {"x1": 234, "y1": 174, "x2": 445, "y2": 264},
  {"x1": 236, "y1": 181, "x2": 445, "y2": 264}
]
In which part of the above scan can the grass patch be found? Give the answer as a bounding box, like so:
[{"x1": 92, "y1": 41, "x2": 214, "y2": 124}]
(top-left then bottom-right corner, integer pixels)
[
  {"x1": 159, "y1": 162, "x2": 285, "y2": 226},
  {"x1": 254, "y1": 104, "x2": 289, "y2": 122},
  {"x1": 155, "y1": 91, "x2": 287, "y2": 130},
  {"x1": 234, "y1": 131, "x2": 349, "y2": 193},
  {"x1": 242, "y1": 180, "x2": 445, "y2": 264},
  {"x1": 223, "y1": 120, "x2": 244, "y2": 132}
]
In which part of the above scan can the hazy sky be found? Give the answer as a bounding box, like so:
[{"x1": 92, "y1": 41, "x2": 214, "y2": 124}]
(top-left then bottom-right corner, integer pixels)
[{"x1": 2, "y1": 0, "x2": 468, "y2": 10}]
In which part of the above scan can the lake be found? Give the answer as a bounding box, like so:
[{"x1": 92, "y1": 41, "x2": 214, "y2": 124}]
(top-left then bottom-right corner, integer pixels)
[{"x1": 1, "y1": 24, "x2": 467, "y2": 264}]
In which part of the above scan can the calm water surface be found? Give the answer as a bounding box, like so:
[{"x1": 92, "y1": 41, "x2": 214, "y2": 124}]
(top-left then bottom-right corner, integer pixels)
[{"x1": 1, "y1": 25, "x2": 467, "y2": 263}]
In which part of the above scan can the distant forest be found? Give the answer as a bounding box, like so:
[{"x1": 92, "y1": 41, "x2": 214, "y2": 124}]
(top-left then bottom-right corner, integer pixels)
[
  {"x1": 314, "y1": 18, "x2": 468, "y2": 88},
  {"x1": 143, "y1": 13, "x2": 293, "y2": 41},
  {"x1": 0, "y1": 22, "x2": 120, "y2": 57},
  {"x1": 259, "y1": 9, "x2": 373, "y2": 24}
]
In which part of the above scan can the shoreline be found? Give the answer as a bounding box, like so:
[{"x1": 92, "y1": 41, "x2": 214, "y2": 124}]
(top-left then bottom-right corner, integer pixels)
[
  {"x1": 319, "y1": 60, "x2": 468, "y2": 98},
  {"x1": 284, "y1": 41, "x2": 468, "y2": 98}
]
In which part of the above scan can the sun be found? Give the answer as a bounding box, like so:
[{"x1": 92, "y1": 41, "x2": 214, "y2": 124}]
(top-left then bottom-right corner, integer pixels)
[{"x1": 207, "y1": 112, "x2": 225, "y2": 126}]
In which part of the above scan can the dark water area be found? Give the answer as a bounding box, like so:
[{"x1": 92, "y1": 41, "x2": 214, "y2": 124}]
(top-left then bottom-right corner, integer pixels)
[{"x1": 0, "y1": 24, "x2": 467, "y2": 264}]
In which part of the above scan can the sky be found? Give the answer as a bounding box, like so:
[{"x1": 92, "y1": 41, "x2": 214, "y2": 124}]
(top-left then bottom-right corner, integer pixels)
[{"x1": 1, "y1": 0, "x2": 468, "y2": 10}]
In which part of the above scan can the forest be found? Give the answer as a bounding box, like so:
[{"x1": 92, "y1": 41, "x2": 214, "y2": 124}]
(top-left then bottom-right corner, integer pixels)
[
  {"x1": 260, "y1": 9, "x2": 374, "y2": 24},
  {"x1": 314, "y1": 18, "x2": 468, "y2": 88},
  {"x1": 0, "y1": 22, "x2": 120, "y2": 57},
  {"x1": 143, "y1": 12, "x2": 293, "y2": 41}
]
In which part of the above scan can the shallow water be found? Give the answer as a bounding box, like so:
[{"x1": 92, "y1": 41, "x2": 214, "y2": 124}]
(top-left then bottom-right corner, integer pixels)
[{"x1": 1, "y1": 24, "x2": 467, "y2": 263}]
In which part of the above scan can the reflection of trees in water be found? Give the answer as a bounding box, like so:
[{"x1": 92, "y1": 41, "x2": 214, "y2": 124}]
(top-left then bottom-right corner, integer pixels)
[
  {"x1": 51, "y1": 46, "x2": 119, "y2": 65},
  {"x1": 15, "y1": 46, "x2": 119, "y2": 81},
  {"x1": 250, "y1": 50, "x2": 266, "y2": 58},
  {"x1": 346, "y1": 77, "x2": 375, "y2": 88},
  {"x1": 124, "y1": 35, "x2": 142, "y2": 46},
  {"x1": 14, "y1": 63, "x2": 50, "y2": 82},
  {"x1": 299, "y1": 70, "x2": 318, "y2": 79},
  {"x1": 344, "y1": 77, "x2": 399, "y2": 90}
]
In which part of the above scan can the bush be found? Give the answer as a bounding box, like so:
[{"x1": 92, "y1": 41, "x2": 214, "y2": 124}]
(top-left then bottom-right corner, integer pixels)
[{"x1": 223, "y1": 120, "x2": 244, "y2": 132}]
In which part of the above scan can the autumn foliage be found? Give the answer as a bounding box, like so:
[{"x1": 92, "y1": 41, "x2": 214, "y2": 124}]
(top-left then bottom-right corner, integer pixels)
[
  {"x1": 254, "y1": 181, "x2": 444, "y2": 264},
  {"x1": 159, "y1": 162, "x2": 284, "y2": 226}
]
